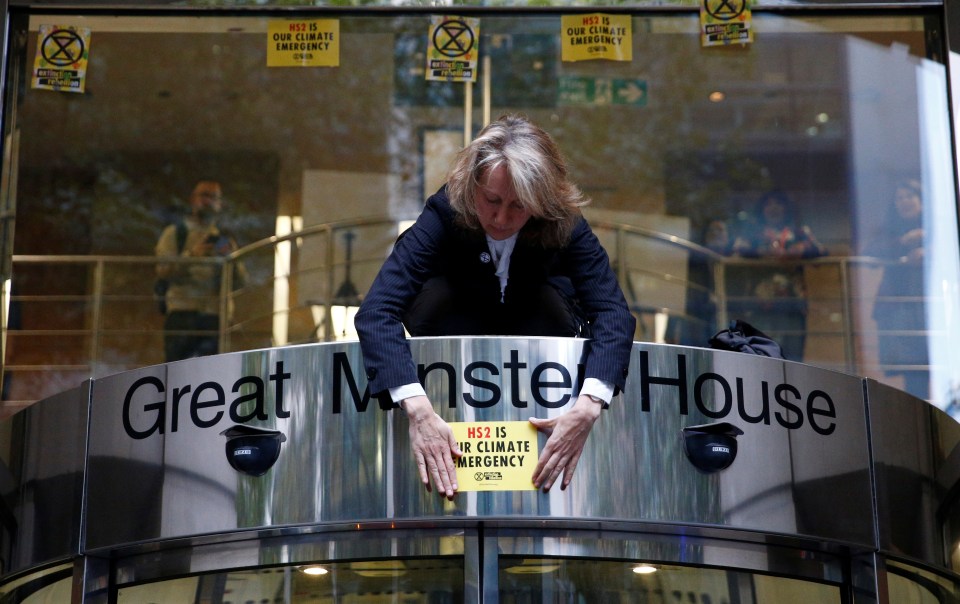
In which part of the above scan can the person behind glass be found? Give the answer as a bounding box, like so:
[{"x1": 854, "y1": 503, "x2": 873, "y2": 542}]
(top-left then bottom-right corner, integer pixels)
[
  {"x1": 865, "y1": 179, "x2": 928, "y2": 399},
  {"x1": 155, "y1": 180, "x2": 244, "y2": 362},
  {"x1": 729, "y1": 190, "x2": 827, "y2": 360},
  {"x1": 355, "y1": 114, "x2": 636, "y2": 500}
]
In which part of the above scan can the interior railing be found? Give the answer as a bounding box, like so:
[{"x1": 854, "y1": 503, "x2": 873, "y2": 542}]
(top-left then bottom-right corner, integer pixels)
[{"x1": 0, "y1": 217, "x2": 929, "y2": 413}]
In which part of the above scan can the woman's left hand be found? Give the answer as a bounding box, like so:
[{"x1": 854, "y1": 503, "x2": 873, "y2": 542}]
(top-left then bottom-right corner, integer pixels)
[{"x1": 529, "y1": 395, "x2": 604, "y2": 491}]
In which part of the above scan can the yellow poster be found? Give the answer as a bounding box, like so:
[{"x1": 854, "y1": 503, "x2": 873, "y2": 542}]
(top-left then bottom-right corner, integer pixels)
[
  {"x1": 561, "y1": 14, "x2": 632, "y2": 62},
  {"x1": 700, "y1": 0, "x2": 753, "y2": 47},
  {"x1": 32, "y1": 25, "x2": 91, "y2": 93},
  {"x1": 450, "y1": 421, "x2": 538, "y2": 492},
  {"x1": 426, "y1": 15, "x2": 479, "y2": 83},
  {"x1": 267, "y1": 19, "x2": 339, "y2": 67}
]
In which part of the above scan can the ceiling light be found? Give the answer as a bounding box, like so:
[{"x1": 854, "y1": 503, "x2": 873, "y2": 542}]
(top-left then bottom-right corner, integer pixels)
[
  {"x1": 709, "y1": 91, "x2": 725, "y2": 103},
  {"x1": 633, "y1": 564, "x2": 658, "y2": 575},
  {"x1": 816, "y1": 112, "x2": 830, "y2": 124},
  {"x1": 299, "y1": 566, "x2": 329, "y2": 576}
]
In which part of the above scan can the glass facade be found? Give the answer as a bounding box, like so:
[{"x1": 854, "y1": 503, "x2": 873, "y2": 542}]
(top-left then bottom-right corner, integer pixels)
[
  {"x1": 0, "y1": 4, "x2": 958, "y2": 603},
  {"x1": 0, "y1": 563, "x2": 72, "y2": 603},
  {"x1": 114, "y1": 557, "x2": 843, "y2": 603},
  {"x1": 103, "y1": 528, "x2": 851, "y2": 603},
  {"x1": 118, "y1": 558, "x2": 466, "y2": 603},
  {"x1": 888, "y1": 559, "x2": 960, "y2": 604},
  {"x1": 1, "y1": 6, "x2": 957, "y2": 412}
]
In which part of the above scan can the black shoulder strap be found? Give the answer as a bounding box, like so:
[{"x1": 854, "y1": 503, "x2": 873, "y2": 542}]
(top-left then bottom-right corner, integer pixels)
[{"x1": 175, "y1": 220, "x2": 188, "y2": 254}]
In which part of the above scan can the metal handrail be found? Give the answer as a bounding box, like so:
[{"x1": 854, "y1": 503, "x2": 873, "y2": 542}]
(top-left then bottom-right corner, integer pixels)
[{"x1": 0, "y1": 218, "x2": 933, "y2": 409}]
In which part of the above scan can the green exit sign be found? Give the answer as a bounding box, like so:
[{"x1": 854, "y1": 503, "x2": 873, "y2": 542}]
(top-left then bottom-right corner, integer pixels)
[{"x1": 558, "y1": 76, "x2": 647, "y2": 107}]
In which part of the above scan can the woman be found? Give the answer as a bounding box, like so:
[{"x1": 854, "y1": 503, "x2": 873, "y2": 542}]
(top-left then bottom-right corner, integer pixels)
[
  {"x1": 729, "y1": 190, "x2": 827, "y2": 361},
  {"x1": 867, "y1": 179, "x2": 928, "y2": 399},
  {"x1": 355, "y1": 115, "x2": 636, "y2": 499}
]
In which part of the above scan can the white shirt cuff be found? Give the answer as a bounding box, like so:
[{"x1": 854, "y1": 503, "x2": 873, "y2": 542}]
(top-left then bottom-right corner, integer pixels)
[
  {"x1": 391, "y1": 380, "x2": 612, "y2": 406},
  {"x1": 389, "y1": 382, "x2": 426, "y2": 403},
  {"x1": 580, "y1": 378, "x2": 615, "y2": 405}
]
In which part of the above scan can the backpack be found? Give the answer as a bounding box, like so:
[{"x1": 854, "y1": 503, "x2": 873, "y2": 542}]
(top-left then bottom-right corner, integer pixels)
[
  {"x1": 154, "y1": 221, "x2": 188, "y2": 314},
  {"x1": 708, "y1": 319, "x2": 785, "y2": 359}
]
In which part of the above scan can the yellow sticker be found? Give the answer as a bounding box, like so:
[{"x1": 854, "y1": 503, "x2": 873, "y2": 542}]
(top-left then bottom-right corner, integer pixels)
[
  {"x1": 450, "y1": 421, "x2": 539, "y2": 491},
  {"x1": 700, "y1": 0, "x2": 753, "y2": 47},
  {"x1": 426, "y1": 15, "x2": 480, "y2": 82},
  {"x1": 561, "y1": 14, "x2": 632, "y2": 63},
  {"x1": 267, "y1": 19, "x2": 339, "y2": 67},
  {"x1": 32, "y1": 25, "x2": 91, "y2": 93}
]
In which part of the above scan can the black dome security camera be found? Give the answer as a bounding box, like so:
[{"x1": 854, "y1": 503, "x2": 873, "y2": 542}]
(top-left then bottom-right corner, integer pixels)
[
  {"x1": 221, "y1": 425, "x2": 287, "y2": 477},
  {"x1": 681, "y1": 422, "x2": 744, "y2": 473}
]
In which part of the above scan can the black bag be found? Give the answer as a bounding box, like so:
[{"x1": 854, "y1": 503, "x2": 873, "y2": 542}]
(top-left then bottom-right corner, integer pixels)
[
  {"x1": 708, "y1": 319, "x2": 785, "y2": 359},
  {"x1": 155, "y1": 221, "x2": 188, "y2": 314}
]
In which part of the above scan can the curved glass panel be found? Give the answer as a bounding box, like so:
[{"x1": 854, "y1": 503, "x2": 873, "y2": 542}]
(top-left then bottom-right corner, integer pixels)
[
  {"x1": 498, "y1": 557, "x2": 841, "y2": 602},
  {"x1": 108, "y1": 529, "x2": 849, "y2": 603},
  {"x1": 0, "y1": 8, "x2": 956, "y2": 415},
  {"x1": 122, "y1": 559, "x2": 840, "y2": 603},
  {"x1": 117, "y1": 558, "x2": 464, "y2": 604},
  {"x1": 0, "y1": 563, "x2": 72, "y2": 604},
  {"x1": 887, "y1": 559, "x2": 960, "y2": 604},
  {"x1": 111, "y1": 544, "x2": 845, "y2": 602}
]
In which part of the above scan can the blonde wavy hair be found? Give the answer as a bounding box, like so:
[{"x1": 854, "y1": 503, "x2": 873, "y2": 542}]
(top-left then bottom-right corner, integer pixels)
[{"x1": 446, "y1": 114, "x2": 589, "y2": 248}]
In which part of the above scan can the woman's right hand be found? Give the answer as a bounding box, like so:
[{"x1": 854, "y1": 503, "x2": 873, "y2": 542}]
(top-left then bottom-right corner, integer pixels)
[{"x1": 402, "y1": 396, "x2": 463, "y2": 500}]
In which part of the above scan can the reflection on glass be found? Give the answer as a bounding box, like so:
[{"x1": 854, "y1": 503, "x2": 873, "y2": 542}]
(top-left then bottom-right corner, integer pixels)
[
  {"x1": 0, "y1": 10, "x2": 956, "y2": 414},
  {"x1": 498, "y1": 558, "x2": 841, "y2": 603},
  {"x1": 0, "y1": 563, "x2": 72, "y2": 604},
  {"x1": 888, "y1": 559, "x2": 960, "y2": 604},
  {"x1": 116, "y1": 558, "x2": 463, "y2": 603}
]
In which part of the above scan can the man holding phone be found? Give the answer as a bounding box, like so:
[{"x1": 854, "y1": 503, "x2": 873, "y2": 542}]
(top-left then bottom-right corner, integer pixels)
[{"x1": 155, "y1": 180, "x2": 244, "y2": 362}]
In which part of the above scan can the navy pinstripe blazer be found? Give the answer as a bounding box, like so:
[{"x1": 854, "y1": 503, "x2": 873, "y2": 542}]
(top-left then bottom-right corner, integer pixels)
[{"x1": 355, "y1": 187, "x2": 636, "y2": 396}]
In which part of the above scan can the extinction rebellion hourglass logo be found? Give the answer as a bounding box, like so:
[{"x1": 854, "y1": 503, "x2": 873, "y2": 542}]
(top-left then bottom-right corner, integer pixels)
[
  {"x1": 32, "y1": 25, "x2": 92, "y2": 93},
  {"x1": 426, "y1": 15, "x2": 479, "y2": 83},
  {"x1": 41, "y1": 29, "x2": 85, "y2": 67},
  {"x1": 700, "y1": 0, "x2": 753, "y2": 46}
]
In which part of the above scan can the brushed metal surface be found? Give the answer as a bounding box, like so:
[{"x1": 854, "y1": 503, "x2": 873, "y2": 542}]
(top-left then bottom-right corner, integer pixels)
[
  {"x1": 83, "y1": 339, "x2": 875, "y2": 551},
  {"x1": 0, "y1": 385, "x2": 87, "y2": 575}
]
